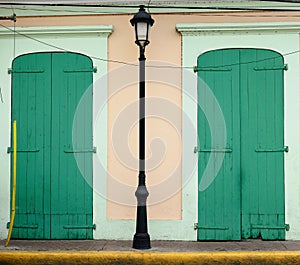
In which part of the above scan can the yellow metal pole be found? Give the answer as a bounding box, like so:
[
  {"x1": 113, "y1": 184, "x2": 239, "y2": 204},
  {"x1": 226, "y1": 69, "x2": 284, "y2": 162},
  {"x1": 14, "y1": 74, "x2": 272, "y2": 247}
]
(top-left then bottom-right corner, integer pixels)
[{"x1": 5, "y1": 120, "x2": 17, "y2": 247}]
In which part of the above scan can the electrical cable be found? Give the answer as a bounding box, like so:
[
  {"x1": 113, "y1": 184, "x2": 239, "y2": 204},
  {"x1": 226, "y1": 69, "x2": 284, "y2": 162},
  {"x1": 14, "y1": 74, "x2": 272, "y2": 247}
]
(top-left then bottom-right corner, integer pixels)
[
  {"x1": 1, "y1": 2, "x2": 300, "y2": 12},
  {"x1": 0, "y1": 22, "x2": 299, "y2": 70},
  {"x1": 0, "y1": 5, "x2": 130, "y2": 14},
  {"x1": 3, "y1": 4, "x2": 300, "y2": 18},
  {"x1": 260, "y1": 0, "x2": 300, "y2": 3}
]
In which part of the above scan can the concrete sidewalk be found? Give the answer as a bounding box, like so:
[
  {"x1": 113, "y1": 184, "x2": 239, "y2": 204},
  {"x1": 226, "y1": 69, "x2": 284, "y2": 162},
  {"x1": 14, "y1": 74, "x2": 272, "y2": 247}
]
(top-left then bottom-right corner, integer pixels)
[
  {"x1": 1, "y1": 239, "x2": 300, "y2": 252},
  {"x1": 1, "y1": 239, "x2": 300, "y2": 264}
]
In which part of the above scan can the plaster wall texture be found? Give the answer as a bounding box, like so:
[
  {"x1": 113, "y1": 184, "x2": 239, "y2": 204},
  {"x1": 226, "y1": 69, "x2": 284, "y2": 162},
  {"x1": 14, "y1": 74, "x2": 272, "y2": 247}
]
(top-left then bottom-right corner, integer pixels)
[{"x1": 0, "y1": 11, "x2": 300, "y2": 240}]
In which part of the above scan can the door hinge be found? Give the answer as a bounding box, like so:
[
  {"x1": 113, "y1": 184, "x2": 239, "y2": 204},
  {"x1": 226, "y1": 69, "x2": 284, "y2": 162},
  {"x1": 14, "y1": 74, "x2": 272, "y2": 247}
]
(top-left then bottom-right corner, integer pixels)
[
  {"x1": 253, "y1": 64, "x2": 288, "y2": 71},
  {"x1": 251, "y1": 224, "x2": 290, "y2": 231},
  {"x1": 194, "y1": 146, "x2": 232, "y2": 153},
  {"x1": 7, "y1": 222, "x2": 38, "y2": 229},
  {"x1": 63, "y1": 224, "x2": 96, "y2": 230},
  {"x1": 7, "y1": 147, "x2": 40, "y2": 153},
  {"x1": 64, "y1": 147, "x2": 96, "y2": 153},
  {"x1": 194, "y1": 66, "x2": 232, "y2": 73},
  {"x1": 255, "y1": 146, "x2": 288, "y2": 153},
  {"x1": 194, "y1": 223, "x2": 229, "y2": 230},
  {"x1": 8, "y1": 68, "x2": 44, "y2": 74},
  {"x1": 63, "y1": 67, "x2": 97, "y2": 73}
]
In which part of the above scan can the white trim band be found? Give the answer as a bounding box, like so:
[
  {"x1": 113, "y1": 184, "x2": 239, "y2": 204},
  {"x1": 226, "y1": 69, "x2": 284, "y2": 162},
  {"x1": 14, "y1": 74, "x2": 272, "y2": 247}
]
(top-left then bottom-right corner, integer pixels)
[
  {"x1": 0, "y1": 25, "x2": 114, "y2": 36},
  {"x1": 176, "y1": 22, "x2": 300, "y2": 34}
]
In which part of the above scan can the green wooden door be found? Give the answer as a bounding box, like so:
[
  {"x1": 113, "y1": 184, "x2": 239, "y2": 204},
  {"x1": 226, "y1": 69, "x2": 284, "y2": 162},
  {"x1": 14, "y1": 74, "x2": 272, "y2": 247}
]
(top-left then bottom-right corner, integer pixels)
[
  {"x1": 10, "y1": 52, "x2": 93, "y2": 239},
  {"x1": 197, "y1": 48, "x2": 285, "y2": 240},
  {"x1": 240, "y1": 49, "x2": 285, "y2": 240},
  {"x1": 197, "y1": 49, "x2": 241, "y2": 240}
]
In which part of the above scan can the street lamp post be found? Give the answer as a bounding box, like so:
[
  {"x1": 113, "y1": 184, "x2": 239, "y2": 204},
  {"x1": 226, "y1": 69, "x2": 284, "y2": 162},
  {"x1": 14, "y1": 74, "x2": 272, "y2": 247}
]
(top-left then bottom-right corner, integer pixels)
[{"x1": 130, "y1": 5, "x2": 154, "y2": 250}]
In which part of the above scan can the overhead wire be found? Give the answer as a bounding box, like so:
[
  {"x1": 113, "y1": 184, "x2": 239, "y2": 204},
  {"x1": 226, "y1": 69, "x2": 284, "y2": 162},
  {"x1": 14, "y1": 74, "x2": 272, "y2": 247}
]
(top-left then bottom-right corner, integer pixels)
[
  {"x1": 0, "y1": 5, "x2": 130, "y2": 14},
  {"x1": 2, "y1": 2, "x2": 300, "y2": 12},
  {"x1": 0, "y1": 11, "x2": 300, "y2": 70},
  {"x1": 3, "y1": 4, "x2": 300, "y2": 18},
  {"x1": 1, "y1": 22, "x2": 299, "y2": 69},
  {"x1": 0, "y1": 22, "x2": 194, "y2": 69}
]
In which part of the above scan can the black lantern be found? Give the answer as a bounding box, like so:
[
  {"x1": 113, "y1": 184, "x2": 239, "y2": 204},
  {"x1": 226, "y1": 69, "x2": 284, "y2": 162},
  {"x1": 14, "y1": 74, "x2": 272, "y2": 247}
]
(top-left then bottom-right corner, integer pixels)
[
  {"x1": 130, "y1": 5, "x2": 154, "y2": 49},
  {"x1": 130, "y1": 5, "x2": 154, "y2": 250}
]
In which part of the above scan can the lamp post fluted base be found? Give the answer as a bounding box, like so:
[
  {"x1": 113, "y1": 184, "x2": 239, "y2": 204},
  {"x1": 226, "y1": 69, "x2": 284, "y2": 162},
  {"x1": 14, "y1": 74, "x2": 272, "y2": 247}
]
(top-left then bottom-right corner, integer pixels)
[
  {"x1": 133, "y1": 232, "x2": 151, "y2": 249},
  {"x1": 133, "y1": 172, "x2": 151, "y2": 249}
]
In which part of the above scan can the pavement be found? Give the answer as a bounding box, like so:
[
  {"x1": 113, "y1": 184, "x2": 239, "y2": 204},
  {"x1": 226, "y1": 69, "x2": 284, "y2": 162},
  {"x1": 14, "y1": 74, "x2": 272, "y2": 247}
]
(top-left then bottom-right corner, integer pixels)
[{"x1": 1, "y1": 239, "x2": 300, "y2": 264}]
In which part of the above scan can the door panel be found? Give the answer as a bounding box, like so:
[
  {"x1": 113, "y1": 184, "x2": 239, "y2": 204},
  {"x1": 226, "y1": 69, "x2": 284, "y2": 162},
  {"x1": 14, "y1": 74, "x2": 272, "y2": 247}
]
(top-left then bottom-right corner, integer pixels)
[
  {"x1": 197, "y1": 48, "x2": 285, "y2": 240},
  {"x1": 11, "y1": 53, "x2": 51, "y2": 239},
  {"x1": 240, "y1": 49, "x2": 285, "y2": 240},
  {"x1": 197, "y1": 49, "x2": 241, "y2": 240},
  {"x1": 51, "y1": 53, "x2": 93, "y2": 239},
  {"x1": 10, "y1": 52, "x2": 93, "y2": 239}
]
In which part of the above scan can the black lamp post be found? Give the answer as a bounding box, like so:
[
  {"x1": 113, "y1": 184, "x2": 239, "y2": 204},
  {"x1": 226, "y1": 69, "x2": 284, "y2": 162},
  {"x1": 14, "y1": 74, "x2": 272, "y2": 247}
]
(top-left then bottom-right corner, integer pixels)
[{"x1": 130, "y1": 5, "x2": 154, "y2": 250}]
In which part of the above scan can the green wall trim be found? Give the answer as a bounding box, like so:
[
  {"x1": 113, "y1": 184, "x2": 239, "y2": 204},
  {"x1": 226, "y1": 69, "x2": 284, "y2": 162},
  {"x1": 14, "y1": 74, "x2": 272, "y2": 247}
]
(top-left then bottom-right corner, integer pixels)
[
  {"x1": 0, "y1": 25, "x2": 114, "y2": 36},
  {"x1": 176, "y1": 22, "x2": 300, "y2": 35}
]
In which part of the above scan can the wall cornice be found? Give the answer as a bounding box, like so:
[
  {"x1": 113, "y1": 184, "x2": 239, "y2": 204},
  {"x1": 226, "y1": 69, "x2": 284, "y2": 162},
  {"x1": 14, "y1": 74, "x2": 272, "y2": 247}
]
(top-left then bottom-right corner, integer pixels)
[
  {"x1": 0, "y1": 25, "x2": 114, "y2": 36},
  {"x1": 176, "y1": 22, "x2": 300, "y2": 35}
]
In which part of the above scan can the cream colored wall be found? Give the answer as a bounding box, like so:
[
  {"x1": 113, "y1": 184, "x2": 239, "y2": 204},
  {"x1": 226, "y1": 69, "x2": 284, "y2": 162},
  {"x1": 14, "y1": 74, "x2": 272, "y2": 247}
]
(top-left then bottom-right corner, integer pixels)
[{"x1": 106, "y1": 15, "x2": 183, "y2": 220}]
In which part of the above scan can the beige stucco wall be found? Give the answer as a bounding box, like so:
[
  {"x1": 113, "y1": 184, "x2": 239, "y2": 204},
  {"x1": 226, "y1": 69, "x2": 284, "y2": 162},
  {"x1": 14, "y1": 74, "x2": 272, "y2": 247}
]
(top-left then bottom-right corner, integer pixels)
[{"x1": 3, "y1": 10, "x2": 300, "y2": 221}]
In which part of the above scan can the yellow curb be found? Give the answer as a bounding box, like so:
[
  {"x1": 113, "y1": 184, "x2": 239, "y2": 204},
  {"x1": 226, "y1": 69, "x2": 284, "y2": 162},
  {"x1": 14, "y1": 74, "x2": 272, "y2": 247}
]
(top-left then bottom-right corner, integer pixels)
[{"x1": 1, "y1": 251, "x2": 300, "y2": 265}]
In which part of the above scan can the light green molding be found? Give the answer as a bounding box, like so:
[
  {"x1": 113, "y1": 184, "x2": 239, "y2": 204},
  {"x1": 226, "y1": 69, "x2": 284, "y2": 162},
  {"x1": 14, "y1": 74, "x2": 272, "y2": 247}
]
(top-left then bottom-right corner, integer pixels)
[
  {"x1": 176, "y1": 22, "x2": 300, "y2": 35},
  {"x1": 0, "y1": 25, "x2": 113, "y2": 36}
]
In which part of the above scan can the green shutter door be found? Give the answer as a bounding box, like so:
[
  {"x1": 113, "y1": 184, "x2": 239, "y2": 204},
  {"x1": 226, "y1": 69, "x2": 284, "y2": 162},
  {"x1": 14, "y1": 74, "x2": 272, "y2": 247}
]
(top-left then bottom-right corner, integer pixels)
[
  {"x1": 240, "y1": 49, "x2": 285, "y2": 240},
  {"x1": 197, "y1": 49, "x2": 241, "y2": 240},
  {"x1": 10, "y1": 52, "x2": 93, "y2": 239},
  {"x1": 197, "y1": 48, "x2": 285, "y2": 240},
  {"x1": 51, "y1": 53, "x2": 93, "y2": 239},
  {"x1": 11, "y1": 53, "x2": 51, "y2": 239}
]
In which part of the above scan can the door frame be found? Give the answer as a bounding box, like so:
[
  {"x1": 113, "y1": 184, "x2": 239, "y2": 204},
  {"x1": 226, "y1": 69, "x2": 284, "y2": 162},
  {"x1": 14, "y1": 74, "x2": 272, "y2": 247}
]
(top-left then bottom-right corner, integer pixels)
[
  {"x1": 177, "y1": 22, "x2": 299, "y2": 240},
  {"x1": 0, "y1": 25, "x2": 112, "y2": 240}
]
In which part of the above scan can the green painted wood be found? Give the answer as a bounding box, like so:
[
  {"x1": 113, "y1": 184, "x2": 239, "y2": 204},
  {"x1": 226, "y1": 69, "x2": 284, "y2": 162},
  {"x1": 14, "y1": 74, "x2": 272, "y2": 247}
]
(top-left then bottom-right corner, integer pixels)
[
  {"x1": 11, "y1": 52, "x2": 93, "y2": 239},
  {"x1": 51, "y1": 53, "x2": 93, "y2": 239},
  {"x1": 197, "y1": 49, "x2": 241, "y2": 240},
  {"x1": 11, "y1": 53, "x2": 51, "y2": 239},
  {"x1": 197, "y1": 48, "x2": 285, "y2": 241},
  {"x1": 240, "y1": 49, "x2": 285, "y2": 240}
]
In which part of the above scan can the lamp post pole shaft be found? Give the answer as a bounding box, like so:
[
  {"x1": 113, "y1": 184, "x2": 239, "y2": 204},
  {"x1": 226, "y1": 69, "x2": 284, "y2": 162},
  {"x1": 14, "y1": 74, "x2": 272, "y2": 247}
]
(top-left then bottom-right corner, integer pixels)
[
  {"x1": 132, "y1": 46, "x2": 151, "y2": 249},
  {"x1": 139, "y1": 47, "x2": 145, "y2": 175}
]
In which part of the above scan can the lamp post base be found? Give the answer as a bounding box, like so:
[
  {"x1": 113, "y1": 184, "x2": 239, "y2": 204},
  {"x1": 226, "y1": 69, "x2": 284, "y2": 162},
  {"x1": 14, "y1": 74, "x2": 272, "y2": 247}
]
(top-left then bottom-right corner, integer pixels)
[{"x1": 133, "y1": 232, "x2": 151, "y2": 249}]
